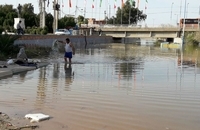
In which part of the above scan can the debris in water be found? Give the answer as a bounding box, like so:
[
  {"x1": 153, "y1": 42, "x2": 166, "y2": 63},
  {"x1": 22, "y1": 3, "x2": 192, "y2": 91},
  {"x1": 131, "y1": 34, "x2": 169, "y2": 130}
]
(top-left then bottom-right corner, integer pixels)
[{"x1": 25, "y1": 113, "x2": 50, "y2": 123}]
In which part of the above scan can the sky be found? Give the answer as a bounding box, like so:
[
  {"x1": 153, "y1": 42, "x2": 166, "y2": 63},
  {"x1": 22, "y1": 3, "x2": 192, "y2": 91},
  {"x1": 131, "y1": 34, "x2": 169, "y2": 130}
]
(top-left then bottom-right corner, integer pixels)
[{"x1": 0, "y1": 0, "x2": 199, "y2": 27}]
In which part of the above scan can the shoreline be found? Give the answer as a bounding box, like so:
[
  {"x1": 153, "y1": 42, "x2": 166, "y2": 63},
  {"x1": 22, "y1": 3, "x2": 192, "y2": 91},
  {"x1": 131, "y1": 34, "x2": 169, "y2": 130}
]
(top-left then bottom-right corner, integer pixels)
[
  {"x1": 0, "y1": 61, "x2": 50, "y2": 129},
  {"x1": 0, "y1": 112, "x2": 38, "y2": 130},
  {"x1": 0, "y1": 62, "x2": 49, "y2": 79}
]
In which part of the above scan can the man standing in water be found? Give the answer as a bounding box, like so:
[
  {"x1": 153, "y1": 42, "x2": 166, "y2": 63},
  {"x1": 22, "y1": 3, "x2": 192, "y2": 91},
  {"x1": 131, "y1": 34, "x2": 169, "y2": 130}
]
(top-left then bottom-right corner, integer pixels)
[{"x1": 58, "y1": 38, "x2": 75, "y2": 64}]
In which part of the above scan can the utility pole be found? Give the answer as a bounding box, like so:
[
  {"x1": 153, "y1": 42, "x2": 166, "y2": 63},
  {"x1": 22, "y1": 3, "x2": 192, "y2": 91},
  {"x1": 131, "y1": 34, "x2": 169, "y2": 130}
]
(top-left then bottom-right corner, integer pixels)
[
  {"x1": 53, "y1": 0, "x2": 60, "y2": 33},
  {"x1": 39, "y1": 0, "x2": 46, "y2": 28},
  {"x1": 83, "y1": 0, "x2": 86, "y2": 24},
  {"x1": 104, "y1": 10, "x2": 107, "y2": 24},
  {"x1": 186, "y1": 3, "x2": 189, "y2": 18},
  {"x1": 181, "y1": 0, "x2": 187, "y2": 47},
  {"x1": 109, "y1": 4, "x2": 111, "y2": 19},
  {"x1": 121, "y1": 9, "x2": 122, "y2": 25},
  {"x1": 129, "y1": 9, "x2": 130, "y2": 25},
  {"x1": 198, "y1": 6, "x2": 200, "y2": 29},
  {"x1": 170, "y1": 2, "x2": 174, "y2": 22},
  {"x1": 180, "y1": 0, "x2": 182, "y2": 19}
]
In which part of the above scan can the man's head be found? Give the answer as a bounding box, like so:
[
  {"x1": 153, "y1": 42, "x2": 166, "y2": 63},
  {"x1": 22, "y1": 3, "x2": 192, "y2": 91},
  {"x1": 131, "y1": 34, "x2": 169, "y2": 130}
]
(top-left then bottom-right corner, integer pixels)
[
  {"x1": 66, "y1": 38, "x2": 70, "y2": 43},
  {"x1": 19, "y1": 20, "x2": 21, "y2": 23}
]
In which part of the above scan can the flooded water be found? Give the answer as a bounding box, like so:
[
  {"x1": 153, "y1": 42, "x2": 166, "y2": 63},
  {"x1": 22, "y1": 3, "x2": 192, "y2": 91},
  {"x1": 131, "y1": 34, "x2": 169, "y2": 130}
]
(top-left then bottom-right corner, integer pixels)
[{"x1": 1, "y1": 44, "x2": 200, "y2": 130}]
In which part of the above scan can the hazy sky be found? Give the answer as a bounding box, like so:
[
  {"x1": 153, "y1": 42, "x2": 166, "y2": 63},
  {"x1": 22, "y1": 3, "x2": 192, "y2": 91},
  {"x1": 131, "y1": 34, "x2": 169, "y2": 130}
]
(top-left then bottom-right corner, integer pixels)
[{"x1": 0, "y1": 0, "x2": 199, "y2": 27}]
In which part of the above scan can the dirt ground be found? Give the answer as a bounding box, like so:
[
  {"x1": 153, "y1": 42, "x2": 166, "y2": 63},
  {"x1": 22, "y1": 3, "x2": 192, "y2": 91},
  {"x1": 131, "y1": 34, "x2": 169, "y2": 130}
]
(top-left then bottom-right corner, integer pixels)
[{"x1": 0, "y1": 112, "x2": 38, "y2": 130}]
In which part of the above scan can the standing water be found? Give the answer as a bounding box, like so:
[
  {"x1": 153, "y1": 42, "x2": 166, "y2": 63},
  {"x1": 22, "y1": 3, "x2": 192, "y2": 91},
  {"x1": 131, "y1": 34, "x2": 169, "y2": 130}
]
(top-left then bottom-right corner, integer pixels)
[{"x1": 0, "y1": 44, "x2": 200, "y2": 130}]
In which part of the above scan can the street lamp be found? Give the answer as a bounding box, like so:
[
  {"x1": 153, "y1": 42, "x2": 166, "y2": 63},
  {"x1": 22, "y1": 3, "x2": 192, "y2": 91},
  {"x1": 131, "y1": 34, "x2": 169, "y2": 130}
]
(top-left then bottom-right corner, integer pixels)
[
  {"x1": 121, "y1": 9, "x2": 123, "y2": 25},
  {"x1": 175, "y1": 14, "x2": 179, "y2": 26},
  {"x1": 170, "y1": 2, "x2": 174, "y2": 20},
  {"x1": 181, "y1": 0, "x2": 187, "y2": 47},
  {"x1": 186, "y1": 3, "x2": 189, "y2": 18},
  {"x1": 199, "y1": 6, "x2": 200, "y2": 29}
]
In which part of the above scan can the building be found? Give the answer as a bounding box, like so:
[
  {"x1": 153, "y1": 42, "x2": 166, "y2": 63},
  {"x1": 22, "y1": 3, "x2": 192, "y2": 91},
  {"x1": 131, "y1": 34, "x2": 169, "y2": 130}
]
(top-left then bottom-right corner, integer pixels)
[
  {"x1": 179, "y1": 18, "x2": 200, "y2": 28},
  {"x1": 88, "y1": 18, "x2": 106, "y2": 27}
]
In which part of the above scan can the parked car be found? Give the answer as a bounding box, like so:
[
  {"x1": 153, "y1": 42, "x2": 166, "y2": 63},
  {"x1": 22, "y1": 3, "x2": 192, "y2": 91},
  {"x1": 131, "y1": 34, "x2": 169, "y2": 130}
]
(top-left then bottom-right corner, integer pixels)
[{"x1": 54, "y1": 29, "x2": 70, "y2": 35}]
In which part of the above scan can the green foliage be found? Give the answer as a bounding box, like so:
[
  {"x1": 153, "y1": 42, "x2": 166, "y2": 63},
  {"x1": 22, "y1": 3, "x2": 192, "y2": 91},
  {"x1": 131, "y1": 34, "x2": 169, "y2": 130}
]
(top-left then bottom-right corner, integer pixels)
[
  {"x1": 0, "y1": 34, "x2": 20, "y2": 60},
  {"x1": 0, "y1": 4, "x2": 18, "y2": 30},
  {"x1": 0, "y1": 3, "x2": 77, "y2": 34},
  {"x1": 185, "y1": 32, "x2": 199, "y2": 46},
  {"x1": 41, "y1": 29, "x2": 47, "y2": 35},
  {"x1": 21, "y1": 3, "x2": 38, "y2": 27},
  {"x1": 45, "y1": 13, "x2": 53, "y2": 33},
  {"x1": 58, "y1": 16, "x2": 76, "y2": 29},
  {"x1": 194, "y1": 31, "x2": 200, "y2": 42},
  {"x1": 24, "y1": 26, "x2": 48, "y2": 35},
  {"x1": 0, "y1": 53, "x2": 6, "y2": 60},
  {"x1": 85, "y1": 19, "x2": 88, "y2": 24},
  {"x1": 77, "y1": 15, "x2": 84, "y2": 23},
  {"x1": 0, "y1": 25, "x2": 4, "y2": 34},
  {"x1": 107, "y1": 1, "x2": 147, "y2": 24}
]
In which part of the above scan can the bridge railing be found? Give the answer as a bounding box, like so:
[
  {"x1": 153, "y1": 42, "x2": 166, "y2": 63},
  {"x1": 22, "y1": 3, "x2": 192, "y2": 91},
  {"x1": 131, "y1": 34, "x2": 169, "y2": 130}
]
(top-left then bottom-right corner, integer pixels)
[{"x1": 89, "y1": 24, "x2": 199, "y2": 30}]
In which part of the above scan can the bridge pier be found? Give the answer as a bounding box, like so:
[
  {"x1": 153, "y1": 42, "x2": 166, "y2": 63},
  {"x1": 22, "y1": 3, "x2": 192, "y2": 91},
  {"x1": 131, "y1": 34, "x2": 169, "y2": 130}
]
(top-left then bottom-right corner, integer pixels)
[{"x1": 150, "y1": 32, "x2": 152, "y2": 37}]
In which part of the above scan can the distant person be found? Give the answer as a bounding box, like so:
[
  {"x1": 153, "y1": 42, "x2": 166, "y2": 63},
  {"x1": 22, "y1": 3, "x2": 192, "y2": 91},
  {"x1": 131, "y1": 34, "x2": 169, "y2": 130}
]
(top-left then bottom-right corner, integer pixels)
[
  {"x1": 15, "y1": 45, "x2": 28, "y2": 64},
  {"x1": 17, "y1": 20, "x2": 24, "y2": 35},
  {"x1": 58, "y1": 38, "x2": 75, "y2": 64},
  {"x1": 99, "y1": 29, "x2": 102, "y2": 36}
]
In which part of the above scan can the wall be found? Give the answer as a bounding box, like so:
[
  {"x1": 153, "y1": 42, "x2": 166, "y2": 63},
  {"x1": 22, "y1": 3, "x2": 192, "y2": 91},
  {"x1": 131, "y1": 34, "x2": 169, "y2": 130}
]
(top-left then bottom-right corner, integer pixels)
[{"x1": 14, "y1": 35, "x2": 113, "y2": 49}]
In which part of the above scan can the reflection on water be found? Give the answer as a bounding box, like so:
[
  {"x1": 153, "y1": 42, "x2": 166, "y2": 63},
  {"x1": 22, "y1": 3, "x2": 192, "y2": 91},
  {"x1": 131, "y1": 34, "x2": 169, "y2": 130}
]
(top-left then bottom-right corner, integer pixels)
[
  {"x1": 64, "y1": 63, "x2": 74, "y2": 91},
  {"x1": 36, "y1": 67, "x2": 47, "y2": 107},
  {"x1": 0, "y1": 44, "x2": 200, "y2": 130},
  {"x1": 18, "y1": 71, "x2": 28, "y2": 82}
]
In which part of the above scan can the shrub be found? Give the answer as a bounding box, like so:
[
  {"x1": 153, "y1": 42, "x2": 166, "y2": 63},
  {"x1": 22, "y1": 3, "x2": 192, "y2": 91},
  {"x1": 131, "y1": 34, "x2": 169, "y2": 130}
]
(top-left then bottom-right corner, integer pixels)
[
  {"x1": 0, "y1": 34, "x2": 20, "y2": 60},
  {"x1": 0, "y1": 26, "x2": 5, "y2": 34},
  {"x1": 185, "y1": 32, "x2": 199, "y2": 46},
  {"x1": 41, "y1": 29, "x2": 47, "y2": 35}
]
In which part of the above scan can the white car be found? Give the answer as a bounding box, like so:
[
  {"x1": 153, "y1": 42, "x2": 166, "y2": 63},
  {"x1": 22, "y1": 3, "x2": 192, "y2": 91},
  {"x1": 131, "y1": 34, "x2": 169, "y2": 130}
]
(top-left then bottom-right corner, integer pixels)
[{"x1": 55, "y1": 29, "x2": 70, "y2": 35}]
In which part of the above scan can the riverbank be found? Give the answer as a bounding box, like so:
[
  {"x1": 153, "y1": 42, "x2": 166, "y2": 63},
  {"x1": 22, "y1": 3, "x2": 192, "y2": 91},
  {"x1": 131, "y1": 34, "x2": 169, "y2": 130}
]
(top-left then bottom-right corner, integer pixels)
[{"x1": 0, "y1": 112, "x2": 38, "y2": 130}]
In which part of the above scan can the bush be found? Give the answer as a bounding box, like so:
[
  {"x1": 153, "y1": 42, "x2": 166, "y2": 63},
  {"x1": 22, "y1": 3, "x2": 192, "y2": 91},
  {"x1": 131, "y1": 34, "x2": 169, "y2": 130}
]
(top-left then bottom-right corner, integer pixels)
[
  {"x1": 0, "y1": 34, "x2": 20, "y2": 60},
  {"x1": 0, "y1": 26, "x2": 5, "y2": 34},
  {"x1": 30, "y1": 29, "x2": 36, "y2": 34},
  {"x1": 0, "y1": 53, "x2": 6, "y2": 61},
  {"x1": 185, "y1": 32, "x2": 199, "y2": 46},
  {"x1": 36, "y1": 28, "x2": 43, "y2": 34},
  {"x1": 41, "y1": 29, "x2": 47, "y2": 35}
]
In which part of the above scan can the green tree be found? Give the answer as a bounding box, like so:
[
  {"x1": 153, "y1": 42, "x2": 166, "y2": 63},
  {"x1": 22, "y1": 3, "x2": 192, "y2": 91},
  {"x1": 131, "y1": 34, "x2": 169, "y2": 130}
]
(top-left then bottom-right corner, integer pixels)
[
  {"x1": 21, "y1": 3, "x2": 38, "y2": 27},
  {"x1": 77, "y1": 15, "x2": 84, "y2": 23},
  {"x1": 45, "y1": 13, "x2": 54, "y2": 33},
  {"x1": 0, "y1": 35, "x2": 20, "y2": 60},
  {"x1": 0, "y1": 5, "x2": 17, "y2": 30},
  {"x1": 107, "y1": 1, "x2": 147, "y2": 24},
  {"x1": 58, "y1": 16, "x2": 76, "y2": 29}
]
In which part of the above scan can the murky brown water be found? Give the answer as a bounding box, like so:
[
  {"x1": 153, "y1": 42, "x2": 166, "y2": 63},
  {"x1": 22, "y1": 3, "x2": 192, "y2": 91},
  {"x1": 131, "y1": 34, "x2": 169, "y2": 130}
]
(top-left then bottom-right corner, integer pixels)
[{"x1": 1, "y1": 45, "x2": 200, "y2": 130}]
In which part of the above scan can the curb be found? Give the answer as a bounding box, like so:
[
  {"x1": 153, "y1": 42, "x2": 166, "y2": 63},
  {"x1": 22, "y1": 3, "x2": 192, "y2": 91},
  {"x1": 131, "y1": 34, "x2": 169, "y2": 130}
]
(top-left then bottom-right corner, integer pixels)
[{"x1": 0, "y1": 62, "x2": 49, "y2": 79}]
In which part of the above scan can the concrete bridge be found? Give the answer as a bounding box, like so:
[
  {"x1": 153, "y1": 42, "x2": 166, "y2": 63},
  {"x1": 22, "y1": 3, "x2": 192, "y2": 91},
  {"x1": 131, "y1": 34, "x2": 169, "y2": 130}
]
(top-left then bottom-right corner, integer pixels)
[{"x1": 95, "y1": 26, "x2": 199, "y2": 38}]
